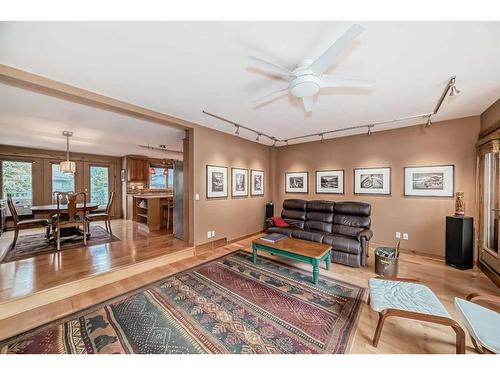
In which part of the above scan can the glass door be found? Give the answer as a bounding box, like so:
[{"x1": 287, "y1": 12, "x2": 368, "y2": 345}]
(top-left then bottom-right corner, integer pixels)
[
  {"x1": 1, "y1": 160, "x2": 33, "y2": 215},
  {"x1": 479, "y1": 146, "x2": 500, "y2": 274}
]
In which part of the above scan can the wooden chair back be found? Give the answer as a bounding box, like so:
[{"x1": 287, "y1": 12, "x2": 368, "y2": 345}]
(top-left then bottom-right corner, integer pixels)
[
  {"x1": 6, "y1": 194, "x2": 19, "y2": 226},
  {"x1": 105, "y1": 191, "x2": 115, "y2": 216},
  {"x1": 52, "y1": 191, "x2": 73, "y2": 204},
  {"x1": 56, "y1": 192, "x2": 86, "y2": 223}
]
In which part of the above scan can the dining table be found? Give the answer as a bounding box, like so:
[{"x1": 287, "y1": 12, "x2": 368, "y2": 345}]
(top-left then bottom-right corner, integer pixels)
[{"x1": 31, "y1": 203, "x2": 100, "y2": 240}]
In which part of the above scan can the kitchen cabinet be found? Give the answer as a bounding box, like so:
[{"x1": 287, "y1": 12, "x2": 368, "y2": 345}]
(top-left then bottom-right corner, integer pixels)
[{"x1": 127, "y1": 157, "x2": 149, "y2": 182}]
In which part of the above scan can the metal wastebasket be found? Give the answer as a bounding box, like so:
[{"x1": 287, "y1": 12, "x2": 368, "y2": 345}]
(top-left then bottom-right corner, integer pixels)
[{"x1": 374, "y1": 245, "x2": 399, "y2": 277}]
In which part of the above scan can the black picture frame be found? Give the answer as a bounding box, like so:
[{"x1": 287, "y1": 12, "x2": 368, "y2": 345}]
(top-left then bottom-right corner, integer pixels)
[
  {"x1": 231, "y1": 167, "x2": 249, "y2": 198},
  {"x1": 403, "y1": 164, "x2": 455, "y2": 197},
  {"x1": 315, "y1": 169, "x2": 345, "y2": 194},
  {"x1": 353, "y1": 167, "x2": 392, "y2": 196},
  {"x1": 250, "y1": 169, "x2": 265, "y2": 196},
  {"x1": 285, "y1": 171, "x2": 309, "y2": 194},
  {"x1": 206, "y1": 164, "x2": 228, "y2": 199}
]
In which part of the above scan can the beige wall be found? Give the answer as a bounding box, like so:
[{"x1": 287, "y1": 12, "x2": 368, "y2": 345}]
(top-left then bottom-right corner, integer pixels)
[
  {"x1": 273, "y1": 117, "x2": 480, "y2": 257},
  {"x1": 192, "y1": 125, "x2": 272, "y2": 245},
  {"x1": 480, "y1": 98, "x2": 500, "y2": 132}
]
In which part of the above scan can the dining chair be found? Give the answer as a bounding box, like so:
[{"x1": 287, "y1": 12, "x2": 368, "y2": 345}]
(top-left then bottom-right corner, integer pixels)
[
  {"x1": 85, "y1": 191, "x2": 115, "y2": 235},
  {"x1": 54, "y1": 192, "x2": 87, "y2": 251},
  {"x1": 5, "y1": 194, "x2": 51, "y2": 253}
]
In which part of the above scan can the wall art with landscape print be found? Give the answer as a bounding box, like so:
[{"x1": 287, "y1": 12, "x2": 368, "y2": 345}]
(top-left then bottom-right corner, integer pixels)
[
  {"x1": 285, "y1": 171, "x2": 308, "y2": 193},
  {"x1": 354, "y1": 167, "x2": 391, "y2": 195},
  {"x1": 316, "y1": 170, "x2": 344, "y2": 194},
  {"x1": 206, "y1": 165, "x2": 228, "y2": 198},
  {"x1": 404, "y1": 165, "x2": 454, "y2": 197},
  {"x1": 231, "y1": 168, "x2": 248, "y2": 197},
  {"x1": 250, "y1": 169, "x2": 264, "y2": 196}
]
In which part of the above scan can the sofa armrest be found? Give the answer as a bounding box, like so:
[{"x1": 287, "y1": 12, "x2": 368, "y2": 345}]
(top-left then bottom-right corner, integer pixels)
[
  {"x1": 265, "y1": 218, "x2": 274, "y2": 229},
  {"x1": 358, "y1": 229, "x2": 373, "y2": 241}
]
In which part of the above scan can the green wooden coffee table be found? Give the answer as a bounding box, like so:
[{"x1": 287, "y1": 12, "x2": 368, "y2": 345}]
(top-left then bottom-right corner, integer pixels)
[{"x1": 252, "y1": 237, "x2": 332, "y2": 284}]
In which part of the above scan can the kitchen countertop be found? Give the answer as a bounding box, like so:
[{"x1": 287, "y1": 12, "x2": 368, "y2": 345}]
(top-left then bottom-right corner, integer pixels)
[{"x1": 133, "y1": 194, "x2": 173, "y2": 199}]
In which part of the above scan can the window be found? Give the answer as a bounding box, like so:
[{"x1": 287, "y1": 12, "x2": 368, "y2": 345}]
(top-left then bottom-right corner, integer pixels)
[
  {"x1": 90, "y1": 166, "x2": 109, "y2": 205},
  {"x1": 149, "y1": 167, "x2": 173, "y2": 189},
  {"x1": 52, "y1": 163, "x2": 75, "y2": 195},
  {"x1": 1, "y1": 161, "x2": 33, "y2": 207}
]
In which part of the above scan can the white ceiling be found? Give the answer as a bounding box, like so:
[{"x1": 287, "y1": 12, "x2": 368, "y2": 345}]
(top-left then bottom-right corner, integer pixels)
[
  {"x1": 0, "y1": 21, "x2": 499, "y2": 146},
  {"x1": 0, "y1": 83, "x2": 185, "y2": 158}
]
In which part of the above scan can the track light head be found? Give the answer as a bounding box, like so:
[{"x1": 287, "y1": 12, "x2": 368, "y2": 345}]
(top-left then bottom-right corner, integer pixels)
[
  {"x1": 285, "y1": 140, "x2": 289, "y2": 147},
  {"x1": 256, "y1": 133, "x2": 260, "y2": 141},
  {"x1": 367, "y1": 126, "x2": 372, "y2": 136},
  {"x1": 426, "y1": 117, "x2": 432, "y2": 128},
  {"x1": 234, "y1": 125, "x2": 239, "y2": 135},
  {"x1": 319, "y1": 133, "x2": 324, "y2": 143},
  {"x1": 449, "y1": 78, "x2": 461, "y2": 96},
  {"x1": 272, "y1": 139, "x2": 276, "y2": 147}
]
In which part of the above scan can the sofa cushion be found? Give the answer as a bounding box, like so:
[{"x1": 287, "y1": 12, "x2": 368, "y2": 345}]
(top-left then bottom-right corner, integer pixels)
[
  {"x1": 282, "y1": 209, "x2": 306, "y2": 221},
  {"x1": 291, "y1": 229, "x2": 324, "y2": 243},
  {"x1": 285, "y1": 218, "x2": 305, "y2": 229},
  {"x1": 335, "y1": 201, "x2": 371, "y2": 216},
  {"x1": 323, "y1": 234, "x2": 362, "y2": 255},
  {"x1": 307, "y1": 200, "x2": 335, "y2": 213},
  {"x1": 283, "y1": 199, "x2": 308, "y2": 211},
  {"x1": 305, "y1": 220, "x2": 333, "y2": 233},
  {"x1": 268, "y1": 227, "x2": 293, "y2": 237}
]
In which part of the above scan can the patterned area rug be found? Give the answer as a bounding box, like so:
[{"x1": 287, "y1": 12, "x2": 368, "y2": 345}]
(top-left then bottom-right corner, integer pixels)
[
  {"x1": 0, "y1": 251, "x2": 365, "y2": 354},
  {"x1": 2, "y1": 225, "x2": 120, "y2": 263}
]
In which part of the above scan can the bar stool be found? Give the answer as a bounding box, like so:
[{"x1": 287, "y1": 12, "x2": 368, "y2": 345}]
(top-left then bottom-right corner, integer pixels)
[{"x1": 162, "y1": 198, "x2": 174, "y2": 230}]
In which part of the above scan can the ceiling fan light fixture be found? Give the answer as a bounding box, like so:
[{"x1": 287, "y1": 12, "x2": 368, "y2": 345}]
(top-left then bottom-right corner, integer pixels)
[{"x1": 60, "y1": 131, "x2": 76, "y2": 174}]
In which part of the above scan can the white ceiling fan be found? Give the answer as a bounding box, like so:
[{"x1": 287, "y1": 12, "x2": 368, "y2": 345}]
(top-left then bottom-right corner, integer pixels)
[{"x1": 249, "y1": 24, "x2": 374, "y2": 113}]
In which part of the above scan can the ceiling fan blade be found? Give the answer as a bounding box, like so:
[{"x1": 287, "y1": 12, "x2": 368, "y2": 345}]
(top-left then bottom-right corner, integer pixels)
[
  {"x1": 320, "y1": 75, "x2": 374, "y2": 88},
  {"x1": 248, "y1": 56, "x2": 295, "y2": 77},
  {"x1": 302, "y1": 96, "x2": 314, "y2": 113},
  {"x1": 308, "y1": 24, "x2": 365, "y2": 75},
  {"x1": 254, "y1": 87, "x2": 289, "y2": 102}
]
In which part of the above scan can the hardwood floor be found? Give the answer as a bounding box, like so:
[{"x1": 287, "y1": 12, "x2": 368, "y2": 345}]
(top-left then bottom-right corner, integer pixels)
[{"x1": 0, "y1": 224, "x2": 498, "y2": 353}]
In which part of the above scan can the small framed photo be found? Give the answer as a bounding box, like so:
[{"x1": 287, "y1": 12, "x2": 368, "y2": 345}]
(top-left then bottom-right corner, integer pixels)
[
  {"x1": 404, "y1": 165, "x2": 454, "y2": 197},
  {"x1": 354, "y1": 167, "x2": 391, "y2": 195},
  {"x1": 120, "y1": 169, "x2": 126, "y2": 182},
  {"x1": 285, "y1": 171, "x2": 308, "y2": 193},
  {"x1": 316, "y1": 170, "x2": 344, "y2": 194},
  {"x1": 250, "y1": 169, "x2": 264, "y2": 196},
  {"x1": 232, "y1": 168, "x2": 249, "y2": 197},
  {"x1": 206, "y1": 165, "x2": 228, "y2": 198}
]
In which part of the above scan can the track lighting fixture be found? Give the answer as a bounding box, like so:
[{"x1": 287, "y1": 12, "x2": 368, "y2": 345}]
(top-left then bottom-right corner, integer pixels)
[
  {"x1": 449, "y1": 78, "x2": 461, "y2": 96},
  {"x1": 256, "y1": 133, "x2": 260, "y2": 141},
  {"x1": 367, "y1": 126, "x2": 372, "y2": 136},
  {"x1": 272, "y1": 139, "x2": 277, "y2": 147},
  {"x1": 319, "y1": 134, "x2": 324, "y2": 143},
  {"x1": 286, "y1": 140, "x2": 289, "y2": 147},
  {"x1": 234, "y1": 125, "x2": 240, "y2": 135},
  {"x1": 426, "y1": 117, "x2": 432, "y2": 128}
]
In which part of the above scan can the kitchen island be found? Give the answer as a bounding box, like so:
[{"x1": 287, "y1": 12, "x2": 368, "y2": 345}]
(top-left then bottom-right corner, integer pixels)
[{"x1": 132, "y1": 194, "x2": 173, "y2": 231}]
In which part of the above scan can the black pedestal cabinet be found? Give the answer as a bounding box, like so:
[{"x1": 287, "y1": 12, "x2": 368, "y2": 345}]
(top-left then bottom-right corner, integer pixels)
[{"x1": 445, "y1": 216, "x2": 473, "y2": 270}]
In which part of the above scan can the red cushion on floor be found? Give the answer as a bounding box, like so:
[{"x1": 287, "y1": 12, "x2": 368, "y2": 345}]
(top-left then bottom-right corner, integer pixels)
[{"x1": 272, "y1": 217, "x2": 290, "y2": 227}]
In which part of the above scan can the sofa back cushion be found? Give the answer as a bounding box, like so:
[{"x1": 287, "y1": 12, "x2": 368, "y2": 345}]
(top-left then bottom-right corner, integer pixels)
[
  {"x1": 305, "y1": 200, "x2": 335, "y2": 232},
  {"x1": 281, "y1": 199, "x2": 307, "y2": 229},
  {"x1": 332, "y1": 201, "x2": 371, "y2": 237}
]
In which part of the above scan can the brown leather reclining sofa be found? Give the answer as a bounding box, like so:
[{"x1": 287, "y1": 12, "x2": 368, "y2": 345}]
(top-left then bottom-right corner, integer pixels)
[{"x1": 266, "y1": 199, "x2": 373, "y2": 267}]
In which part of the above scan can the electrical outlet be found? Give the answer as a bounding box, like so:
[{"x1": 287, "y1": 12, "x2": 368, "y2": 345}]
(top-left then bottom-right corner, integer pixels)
[
  {"x1": 211, "y1": 230, "x2": 216, "y2": 237},
  {"x1": 395, "y1": 232, "x2": 401, "y2": 239},
  {"x1": 207, "y1": 231, "x2": 212, "y2": 239},
  {"x1": 403, "y1": 233, "x2": 409, "y2": 240}
]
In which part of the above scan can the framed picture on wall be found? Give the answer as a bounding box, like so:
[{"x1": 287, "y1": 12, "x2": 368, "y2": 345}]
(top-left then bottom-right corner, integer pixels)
[
  {"x1": 404, "y1": 165, "x2": 454, "y2": 197},
  {"x1": 354, "y1": 167, "x2": 391, "y2": 195},
  {"x1": 206, "y1": 165, "x2": 228, "y2": 198},
  {"x1": 232, "y1": 168, "x2": 249, "y2": 197},
  {"x1": 285, "y1": 171, "x2": 308, "y2": 193},
  {"x1": 250, "y1": 169, "x2": 264, "y2": 196},
  {"x1": 315, "y1": 170, "x2": 344, "y2": 194}
]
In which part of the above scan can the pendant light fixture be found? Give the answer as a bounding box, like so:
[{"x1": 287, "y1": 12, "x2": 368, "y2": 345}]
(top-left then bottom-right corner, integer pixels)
[{"x1": 60, "y1": 131, "x2": 76, "y2": 174}]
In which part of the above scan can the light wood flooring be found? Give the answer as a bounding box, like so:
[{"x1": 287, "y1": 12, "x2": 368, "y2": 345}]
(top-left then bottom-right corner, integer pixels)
[{"x1": 0, "y1": 221, "x2": 498, "y2": 353}]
